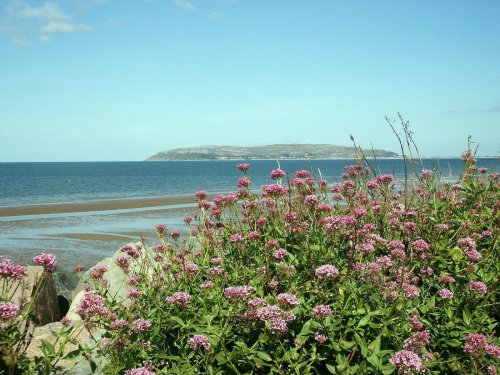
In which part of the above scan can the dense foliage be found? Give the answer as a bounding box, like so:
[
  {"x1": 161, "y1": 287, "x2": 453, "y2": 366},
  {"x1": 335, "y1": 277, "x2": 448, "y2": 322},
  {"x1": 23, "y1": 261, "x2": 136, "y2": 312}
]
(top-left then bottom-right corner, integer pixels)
[
  {"x1": 81, "y1": 143, "x2": 498, "y2": 374},
  {"x1": 1, "y1": 138, "x2": 498, "y2": 374}
]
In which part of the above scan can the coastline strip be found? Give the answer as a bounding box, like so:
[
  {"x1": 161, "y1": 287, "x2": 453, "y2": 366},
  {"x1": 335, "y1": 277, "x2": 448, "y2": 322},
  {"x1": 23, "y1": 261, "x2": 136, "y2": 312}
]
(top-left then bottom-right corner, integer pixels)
[{"x1": 0, "y1": 196, "x2": 197, "y2": 217}]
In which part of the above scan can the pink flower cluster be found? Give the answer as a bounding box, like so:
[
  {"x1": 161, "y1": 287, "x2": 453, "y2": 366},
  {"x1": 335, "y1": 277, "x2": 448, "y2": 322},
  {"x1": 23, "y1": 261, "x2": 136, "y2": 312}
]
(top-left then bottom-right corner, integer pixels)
[
  {"x1": 236, "y1": 163, "x2": 250, "y2": 173},
  {"x1": 314, "y1": 264, "x2": 339, "y2": 279},
  {"x1": 133, "y1": 318, "x2": 152, "y2": 332},
  {"x1": 224, "y1": 286, "x2": 255, "y2": 301},
  {"x1": 0, "y1": 258, "x2": 27, "y2": 280},
  {"x1": 125, "y1": 367, "x2": 155, "y2": 375},
  {"x1": 313, "y1": 304, "x2": 332, "y2": 319},
  {"x1": 114, "y1": 255, "x2": 131, "y2": 271},
  {"x1": 110, "y1": 319, "x2": 128, "y2": 330},
  {"x1": 121, "y1": 244, "x2": 140, "y2": 258},
  {"x1": 458, "y1": 237, "x2": 482, "y2": 262},
  {"x1": 270, "y1": 168, "x2": 286, "y2": 179},
  {"x1": 272, "y1": 248, "x2": 288, "y2": 260},
  {"x1": 188, "y1": 334, "x2": 211, "y2": 352},
  {"x1": 403, "y1": 331, "x2": 430, "y2": 352},
  {"x1": 276, "y1": 293, "x2": 300, "y2": 308},
  {"x1": 468, "y1": 281, "x2": 487, "y2": 294},
  {"x1": 438, "y1": 288, "x2": 453, "y2": 300},
  {"x1": 464, "y1": 333, "x2": 500, "y2": 359},
  {"x1": 90, "y1": 265, "x2": 108, "y2": 279},
  {"x1": 76, "y1": 292, "x2": 108, "y2": 319},
  {"x1": 389, "y1": 350, "x2": 423, "y2": 373},
  {"x1": 0, "y1": 302, "x2": 19, "y2": 321},
  {"x1": 256, "y1": 305, "x2": 296, "y2": 335},
  {"x1": 166, "y1": 292, "x2": 191, "y2": 308},
  {"x1": 32, "y1": 253, "x2": 57, "y2": 272}
]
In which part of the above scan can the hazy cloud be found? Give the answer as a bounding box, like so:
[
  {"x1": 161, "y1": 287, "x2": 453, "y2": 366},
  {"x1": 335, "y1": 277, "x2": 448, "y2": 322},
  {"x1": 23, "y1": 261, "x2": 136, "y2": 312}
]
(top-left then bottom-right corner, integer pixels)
[
  {"x1": 2, "y1": 1, "x2": 94, "y2": 44},
  {"x1": 208, "y1": 11, "x2": 224, "y2": 20},
  {"x1": 40, "y1": 21, "x2": 92, "y2": 33},
  {"x1": 17, "y1": 2, "x2": 68, "y2": 20},
  {"x1": 173, "y1": 0, "x2": 196, "y2": 11}
]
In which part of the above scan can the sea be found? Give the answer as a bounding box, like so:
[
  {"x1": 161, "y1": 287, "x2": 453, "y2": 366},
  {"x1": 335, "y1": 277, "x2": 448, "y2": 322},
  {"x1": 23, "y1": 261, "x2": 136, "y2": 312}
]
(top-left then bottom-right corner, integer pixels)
[{"x1": 0, "y1": 158, "x2": 497, "y2": 271}]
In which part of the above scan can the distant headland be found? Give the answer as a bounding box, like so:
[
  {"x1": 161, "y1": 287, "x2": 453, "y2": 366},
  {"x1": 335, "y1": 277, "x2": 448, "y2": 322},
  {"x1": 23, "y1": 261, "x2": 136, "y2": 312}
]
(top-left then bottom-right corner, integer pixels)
[{"x1": 145, "y1": 144, "x2": 399, "y2": 161}]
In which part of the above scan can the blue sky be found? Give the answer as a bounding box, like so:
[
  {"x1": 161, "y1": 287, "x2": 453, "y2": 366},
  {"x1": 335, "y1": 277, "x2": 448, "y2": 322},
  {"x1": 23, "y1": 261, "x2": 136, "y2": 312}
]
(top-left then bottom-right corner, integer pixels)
[{"x1": 1, "y1": 0, "x2": 499, "y2": 161}]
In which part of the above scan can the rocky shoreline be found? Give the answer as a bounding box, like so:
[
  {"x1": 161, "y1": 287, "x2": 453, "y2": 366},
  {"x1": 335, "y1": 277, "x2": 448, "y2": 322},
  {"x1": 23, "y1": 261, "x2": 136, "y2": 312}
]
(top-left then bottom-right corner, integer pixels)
[{"x1": 7, "y1": 243, "x2": 145, "y2": 374}]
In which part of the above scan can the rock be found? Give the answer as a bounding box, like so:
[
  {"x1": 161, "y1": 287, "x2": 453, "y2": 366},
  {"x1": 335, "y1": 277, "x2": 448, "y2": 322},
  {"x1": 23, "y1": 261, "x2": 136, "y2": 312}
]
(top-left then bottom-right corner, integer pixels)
[
  {"x1": 67, "y1": 243, "x2": 140, "y2": 321},
  {"x1": 9, "y1": 266, "x2": 61, "y2": 325},
  {"x1": 25, "y1": 321, "x2": 105, "y2": 374}
]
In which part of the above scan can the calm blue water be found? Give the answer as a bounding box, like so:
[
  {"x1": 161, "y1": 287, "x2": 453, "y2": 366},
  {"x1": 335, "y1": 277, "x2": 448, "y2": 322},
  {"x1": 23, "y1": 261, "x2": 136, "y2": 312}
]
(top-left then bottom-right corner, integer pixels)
[
  {"x1": 0, "y1": 159, "x2": 497, "y2": 270},
  {"x1": 1, "y1": 159, "x2": 497, "y2": 206}
]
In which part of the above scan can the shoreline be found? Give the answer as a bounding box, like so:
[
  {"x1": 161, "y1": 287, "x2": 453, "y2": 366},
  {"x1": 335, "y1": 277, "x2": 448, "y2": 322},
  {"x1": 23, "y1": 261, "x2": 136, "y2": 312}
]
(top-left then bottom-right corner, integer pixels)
[{"x1": 0, "y1": 195, "x2": 199, "y2": 217}]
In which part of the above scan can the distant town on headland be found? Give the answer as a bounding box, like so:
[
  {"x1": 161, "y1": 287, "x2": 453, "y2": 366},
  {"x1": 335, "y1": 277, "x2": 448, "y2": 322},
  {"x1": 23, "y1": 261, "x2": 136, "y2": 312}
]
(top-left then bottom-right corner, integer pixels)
[{"x1": 145, "y1": 144, "x2": 399, "y2": 161}]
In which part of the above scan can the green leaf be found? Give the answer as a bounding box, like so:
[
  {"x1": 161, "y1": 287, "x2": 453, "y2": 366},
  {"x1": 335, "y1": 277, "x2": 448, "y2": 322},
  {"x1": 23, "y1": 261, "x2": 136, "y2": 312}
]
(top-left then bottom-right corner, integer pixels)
[
  {"x1": 449, "y1": 247, "x2": 463, "y2": 262},
  {"x1": 357, "y1": 314, "x2": 371, "y2": 327},
  {"x1": 368, "y1": 336, "x2": 381, "y2": 356},
  {"x1": 257, "y1": 351, "x2": 272, "y2": 362},
  {"x1": 367, "y1": 355, "x2": 381, "y2": 370},
  {"x1": 326, "y1": 363, "x2": 337, "y2": 374},
  {"x1": 40, "y1": 339, "x2": 55, "y2": 356},
  {"x1": 63, "y1": 349, "x2": 82, "y2": 360}
]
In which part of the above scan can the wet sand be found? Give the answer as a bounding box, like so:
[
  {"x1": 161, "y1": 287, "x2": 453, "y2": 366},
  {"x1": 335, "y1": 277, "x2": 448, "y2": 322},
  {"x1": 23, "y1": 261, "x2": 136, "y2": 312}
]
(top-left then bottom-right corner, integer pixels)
[{"x1": 0, "y1": 195, "x2": 198, "y2": 217}]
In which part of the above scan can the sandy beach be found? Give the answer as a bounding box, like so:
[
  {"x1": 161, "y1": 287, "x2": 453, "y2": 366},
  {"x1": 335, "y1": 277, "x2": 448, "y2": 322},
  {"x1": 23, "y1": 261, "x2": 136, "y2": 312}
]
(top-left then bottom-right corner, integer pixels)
[{"x1": 0, "y1": 195, "x2": 198, "y2": 217}]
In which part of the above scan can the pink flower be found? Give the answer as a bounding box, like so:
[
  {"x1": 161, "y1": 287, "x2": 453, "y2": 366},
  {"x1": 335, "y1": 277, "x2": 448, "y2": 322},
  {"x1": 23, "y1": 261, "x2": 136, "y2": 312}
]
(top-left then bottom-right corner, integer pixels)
[
  {"x1": 133, "y1": 318, "x2": 151, "y2": 332},
  {"x1": 183, "y1": 262, "x2": 199, "y2": 275},
  {"x1": 403, "y1": 331, "x2": 430, "y2": 351},
  {"x1": 313, "y1": 304, "x2": 332, "y2": 319},
  {"x1": 412, "y1": 239, "x2": 430, "y2": 252},
  {"x1": 201, "y1": 281, "x2": 214, "y2": 289},
  {"x1": 128, "y1": 288, "x2": 141, "y2": 299},
  {"x1": 0, "y1": 258, "x2": 27, "y2": 280},
  {"x1": 237, "y1": 176, "x2": 251, "y2": 187},
  {"x1": 121, "y1": 245, "x2": 140, "y2": 258},
  {"x1": 195, "y1": 191, "x2": 208, "y2": 200},
  {"x1": 155, "y1": 224, "x2": 167, "y2": 236},
  {"x1": 256, "y1": 217, "x2": 267, "y2": 226},
  {"x1": 248, "y1": 231, "x2": 260, "y2": 240},
  {"x1": 464, "y1": 333, "x2": 488, "y2": 355},
  {"x1": 224, "y1": 286, "x2": 255, "y2": 301},
  {"x1": 170, "y1": 230, "x2": 180, "y2": 240},
  {"x1": 486, "y1": 344, "x2": 500, "y2": 359},
  {"x1": 438, "y1": 289, "x2": 453, "y2": 300},
  {"x1": 110, "y1": 319, "x2": 128, "y2": 330},
  {"x1": 389, "y1": 350, "x2": 423, "y2": 372},
  {"x1": 236, "y1": 163, "x2": 250, "y2": 172},
  {"x1": 76, "y1": 292, "x2": 108, "y2": 319},
  {"x1": 376, "y1": 174, "x2": 394, "y2": 184},
  {"x1": 273, "y1": 249, "x2": 288, "y2": 260},
  {"x1": 408, "y1": 315, "x2": 424, "y2": 331},
  {"x1": 0, "y1": 302, "x2": 19, "y2": 321},
  {"x1": 183, "y1": 216, "x2": 193, "y2": 224},
  {"x1": 114, "y1": 255, "x2": 131, "y2": 271},
  {"x1": 295, "y1": 170, "x2": 311, "y2": 178},
  {"x1": 276, "y1": 293, "x2": 300, "y2": 308},
  {"x1": 315, "y1": 333, "x2": 328, "y2": 343},
  {"x1": 166, "y1": 292, "x2": 191, "y2": 308},
  {"x1": 90, "y1": 265, "x2": 108, "y2": 279},
  {"x1": 315, "y1": 264, "x2": 339, "y2": 279},
  {"x1": 402, "y1": 284, "x2": 420, "y2": 299},
  {"x1": 270, "y1": 168, "x2": 286, "y2": 179},
  {"x1": 468, "y1": 281, "x2": 487, "y2": 294},
  {"x1": 188, "y1": 334, "x2": 211, "y2": 352},
  {"x1": 125, "y1": 367, "x2": 155, "y2": 375},
  {"x1": 438, "y1": 275, "x2": 456, "y2": 284},
  {"x1": 230, "y1": 234, "x2": 243, "y2": 243},
  {"x1": 304, "y1": 195, "x2": 318, "y2": 206},
  {"x1": 32, "y1": 253, "x2": 57, "y2": 272},
  {"x1": 210, "y1": 257, "x2": 223, "y2": 266}
]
